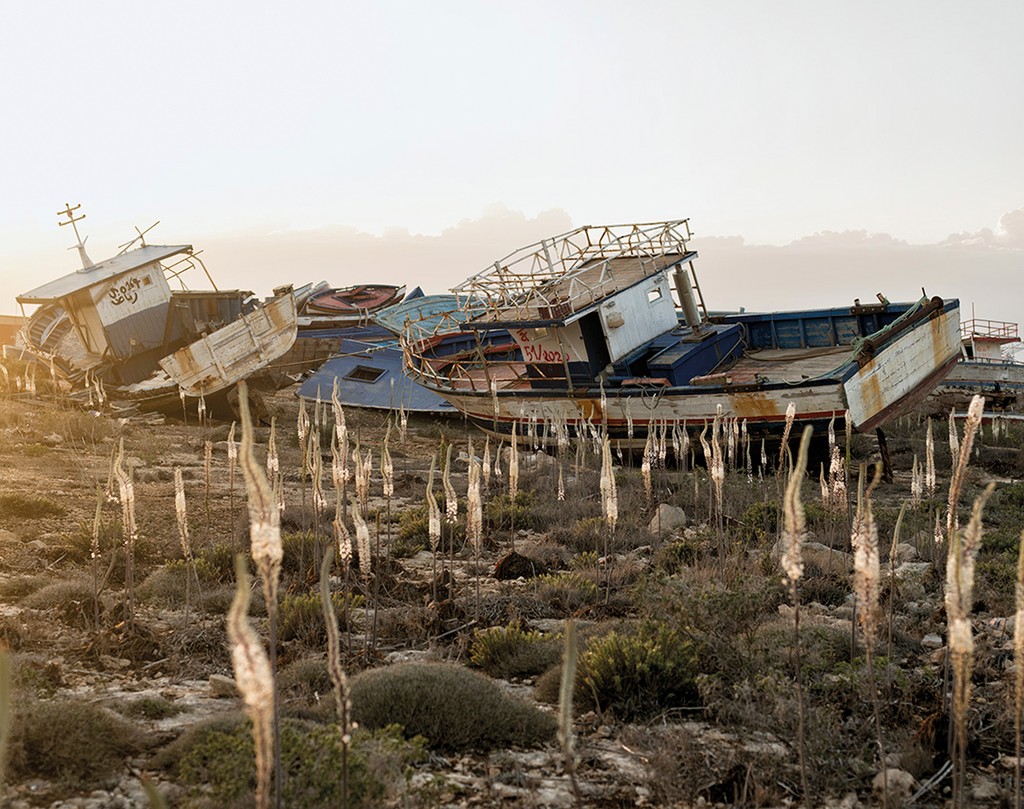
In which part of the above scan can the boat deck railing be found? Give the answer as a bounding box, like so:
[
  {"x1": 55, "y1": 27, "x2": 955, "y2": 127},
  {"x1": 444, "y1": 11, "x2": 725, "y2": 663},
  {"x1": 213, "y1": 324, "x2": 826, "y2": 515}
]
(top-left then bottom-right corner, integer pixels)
[
  {"x1": 452, "y1": 220, "x2": 693, "y2": 324},
  {"x1": 962, "y1": 318, "x2": 1019, "y2": 342}
]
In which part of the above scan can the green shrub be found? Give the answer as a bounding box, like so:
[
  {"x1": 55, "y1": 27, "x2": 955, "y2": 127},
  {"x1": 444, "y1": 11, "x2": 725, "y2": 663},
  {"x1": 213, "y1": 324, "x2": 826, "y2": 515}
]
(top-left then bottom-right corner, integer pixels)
[
  {"x1": 577, "y1": 623, "x2": 701, "y2": 721},
  {"x1": 0, "y1": 493, "x2": 66, "y2": 521},
  {"x1": 397, "y1": 504, "x2": 465, "y2": 551},
  {"x1": 8, "y1": 699, "x2": 144, "y2": 787},
  {"x1": 350, "y1": 662, "x2": 556, "y2": 751},
  {"x1": 752, "y1": 619, "x2": 851, "y2": 676},
  {"x1": 534, "y1": 572, "x2": 599, "y2": 615},
  {"x1": 738, "y1": 501, "x2": 778, "y2": 542},
  {"x1": 281, "y1": 531, "x2": 324, "y2": 580},
  {"x1": 10, "y1": 654, "x2": 63, "y2": 697},
  {"x1": 470, "y1": 622, "x2": 562, "y2": 679},
  {"x1": 155, "y1": 713, "x2": 426, "y2": 808},
  {"x1": 279, "y1": 590, "x2": 364, "y2": 646},
  {"x1": 116, "y1": 695, "x2": 183, "y2": 720},
  {"x1": 486, "y1": 490, "x2": 538, "y2": 532}
]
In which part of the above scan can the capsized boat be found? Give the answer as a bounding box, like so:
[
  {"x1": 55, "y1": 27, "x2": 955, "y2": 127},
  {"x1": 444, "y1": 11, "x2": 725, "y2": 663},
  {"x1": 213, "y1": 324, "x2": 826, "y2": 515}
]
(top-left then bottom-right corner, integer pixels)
[
  {"x1": 14, "y1": 205, "x2": 298, "y2": 416},
  {"x1": 930, "y1": 316, "x2": 1024, "y2": 411},
  {"x1": 398, "y1": 219, "x2": 962, "y2": 444}
]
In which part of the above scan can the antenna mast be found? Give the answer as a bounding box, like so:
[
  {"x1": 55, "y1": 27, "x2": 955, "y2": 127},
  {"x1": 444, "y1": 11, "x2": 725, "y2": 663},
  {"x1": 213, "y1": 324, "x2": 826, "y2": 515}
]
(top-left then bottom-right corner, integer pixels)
[{"x1": 57, "y1": 203, "x2": 94, "y2": 270}]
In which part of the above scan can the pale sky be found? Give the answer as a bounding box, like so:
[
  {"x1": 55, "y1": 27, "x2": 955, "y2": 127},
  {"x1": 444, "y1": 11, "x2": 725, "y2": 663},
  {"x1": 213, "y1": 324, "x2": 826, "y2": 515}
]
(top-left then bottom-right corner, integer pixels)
[{"x1": 2, "y1": 1, "x2": 1022, "y2": 326}]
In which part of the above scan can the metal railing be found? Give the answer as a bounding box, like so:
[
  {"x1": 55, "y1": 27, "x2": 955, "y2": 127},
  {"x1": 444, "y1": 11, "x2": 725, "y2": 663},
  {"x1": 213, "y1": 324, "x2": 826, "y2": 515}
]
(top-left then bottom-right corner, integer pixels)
[
  {"x1": 961, "y1": 318, "x2": 1019, "y2": 341},
  {"x1": 452, "y1": 220, "x2": 693, "y2": 323}
]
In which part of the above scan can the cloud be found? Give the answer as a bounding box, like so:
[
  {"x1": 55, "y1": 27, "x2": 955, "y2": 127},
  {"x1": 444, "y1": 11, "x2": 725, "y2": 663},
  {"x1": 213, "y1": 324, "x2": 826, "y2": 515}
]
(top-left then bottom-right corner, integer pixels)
[
  {"x1": 941, "y1": 206, "x2": 1024, "y2": 249},
  {"x1": 196, "y1": 204, "x2": 575, "y2": 297},
  {"x1": 786, "y1": 229, "x2": 910, "y2": 249}
]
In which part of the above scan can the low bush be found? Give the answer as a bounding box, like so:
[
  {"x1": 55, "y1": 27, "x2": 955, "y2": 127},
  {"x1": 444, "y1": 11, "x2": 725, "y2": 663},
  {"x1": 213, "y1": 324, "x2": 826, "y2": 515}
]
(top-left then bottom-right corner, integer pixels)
[
  {"x1": 577, "y1": 622, "x2": 701, "y2": 721},
  {"x1": 279, "y1": 590, "x2": 364, "y2": 646},
  {"x1": 0, "y1": 493, "x2": 66, "y2": 521},
  {"x1": 349, "y1": 662, "x2": 556, "y2": 751},
  {"x1": 469, "y1": 622, "x2": 562, "y2": 679},
  {"x1": 534, "y1": 571, "x2": 599, "y2": 615},
  {"x1": 154, "y1": 713, "x2": 427, "y2": 808},
  {"x1": 115, "y1": 694, "x2": 183, "y2": 720},
  {"x1": 20, "y1": 576, "x2": 100, "y2": 629},
  {"x1": 8, "y1": 699, "x2": 144, "y2": 787}
]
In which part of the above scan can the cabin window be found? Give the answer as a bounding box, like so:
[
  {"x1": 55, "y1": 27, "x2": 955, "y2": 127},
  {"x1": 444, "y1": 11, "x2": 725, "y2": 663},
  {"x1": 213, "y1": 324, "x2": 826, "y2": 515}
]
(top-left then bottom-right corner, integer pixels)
[
  {"x1": 647, "y1": 287, "x2": 663, "y2": 303},
  {"x1": 345, "y1": 365, "x2": 386, "y2": 383}
]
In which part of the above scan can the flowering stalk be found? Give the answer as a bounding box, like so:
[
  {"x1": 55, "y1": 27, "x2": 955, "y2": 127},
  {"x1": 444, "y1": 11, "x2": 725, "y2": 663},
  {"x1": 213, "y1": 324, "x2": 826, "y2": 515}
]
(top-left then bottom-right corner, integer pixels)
[
  {"x1": 925, "y1": 418, "x2": 936, "y2": 496},
  {"x1": 174, "y1": 467, "x2": 199, "y2": 625},
  {"x1": 227, "y1": 556, "x2": 275, "y2": 809},
  {"x1": 467, "y1": 443, "x2": 483, "y2": 621},
  {"x1": 237, "y1": 381, "x2": 283, "y2": 808},
  {"x1": 782, "y1": 425, "x2": 813, "y2": 808},
  {"x1": 508, "y1": 424, "x2": 519, "y2": 551},
  {"x1": 1014, "y1": 528, "x2": 1024, "y2": 809},
  {"x1": 946, "y1": 482, "x2": 995, "y2": 809},
  {"x1": 319, "y1": 545, "x2": 352, "y2": 808},
  {"x1": 852, "y1": 463, "x2": 888, "y2": 807},
  {"x1": 946, "y1": 395, "x2": 985, "y2": 541},
  {"x1": 114, "y1": 438, "x2": 137, "y2": 629}
]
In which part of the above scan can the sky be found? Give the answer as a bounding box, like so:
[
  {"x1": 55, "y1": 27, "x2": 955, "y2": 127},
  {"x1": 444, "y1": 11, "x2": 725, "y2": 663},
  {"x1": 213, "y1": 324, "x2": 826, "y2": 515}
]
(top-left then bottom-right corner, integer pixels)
[{"x1": 1, "y1": 1, "x2": 1022, "y2": 327}]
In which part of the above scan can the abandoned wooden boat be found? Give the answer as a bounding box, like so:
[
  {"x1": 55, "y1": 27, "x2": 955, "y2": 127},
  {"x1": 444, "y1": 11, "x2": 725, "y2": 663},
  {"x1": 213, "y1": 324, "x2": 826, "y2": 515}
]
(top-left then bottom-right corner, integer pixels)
[
  {"x1": 398, "y1": 219, "x2": 962, "y2": 444},
  {"x1": 930, "y1": 317, "x2": 1024, "y2": 411},
  {"x1": 15, "y1": 204, "x2": 298, "y2": 416},
  {"x1": 296, "y1": 283, "x2": 406, "y2": 330}
]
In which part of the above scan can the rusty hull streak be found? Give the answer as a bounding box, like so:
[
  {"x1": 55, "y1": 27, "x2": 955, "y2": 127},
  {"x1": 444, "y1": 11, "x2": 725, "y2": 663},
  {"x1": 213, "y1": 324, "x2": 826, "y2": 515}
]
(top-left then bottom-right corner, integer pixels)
[
  {"x1": 858, "y1": 356, "x2": 884, "y2": 422},
  {"x1": 729, "y1": 391, "x2": 783, "y2": 420}
]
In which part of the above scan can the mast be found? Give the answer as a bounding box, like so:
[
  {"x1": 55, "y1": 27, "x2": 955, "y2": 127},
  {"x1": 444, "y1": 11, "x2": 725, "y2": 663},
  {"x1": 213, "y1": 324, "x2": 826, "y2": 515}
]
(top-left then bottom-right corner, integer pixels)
[{"x1": 57, "y1": 203, "x2": 94, "y2": 270}]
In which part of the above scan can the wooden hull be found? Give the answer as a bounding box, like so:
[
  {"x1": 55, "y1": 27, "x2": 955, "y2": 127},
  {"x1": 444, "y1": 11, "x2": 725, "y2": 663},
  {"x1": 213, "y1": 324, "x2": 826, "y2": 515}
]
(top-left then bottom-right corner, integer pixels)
[
  {"x1": 158, "y1": 293, "x2": 297, "y2": 397},
  {"x1": 410, "y1": 301, "x2": 961, "y2": 445}
]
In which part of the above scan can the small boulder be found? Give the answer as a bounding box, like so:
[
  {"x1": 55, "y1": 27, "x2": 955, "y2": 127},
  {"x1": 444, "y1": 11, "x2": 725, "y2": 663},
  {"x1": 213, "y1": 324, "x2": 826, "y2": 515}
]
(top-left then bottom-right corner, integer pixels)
[
  {"x1": 771, "y1": 538, "x2": 852, "y2": 573},
  {"x1": 892, "y1": 561, "x2": 933, "y2": 582},
  {"x1": 648, "y1": 504, "x2": 687, "y2": 534},
  {"x1": 872, "y1": 768, "x2": 916, "y2": 806},
  {"x1": 208, "y1": 674, "x2": 238, "y2": 698},
  {"x1": 894, "y1": 542, "x2": 920, "y2": 562},
  {"x1": 494, "y1": 551, "x2": 547, "y2": 580}
]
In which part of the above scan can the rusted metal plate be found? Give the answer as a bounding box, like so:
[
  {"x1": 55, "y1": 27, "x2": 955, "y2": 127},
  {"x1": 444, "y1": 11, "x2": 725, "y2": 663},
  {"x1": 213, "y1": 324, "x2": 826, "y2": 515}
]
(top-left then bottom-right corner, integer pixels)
[{"x1": 158, "y1": 294, "x2": 297, "y2": 396}]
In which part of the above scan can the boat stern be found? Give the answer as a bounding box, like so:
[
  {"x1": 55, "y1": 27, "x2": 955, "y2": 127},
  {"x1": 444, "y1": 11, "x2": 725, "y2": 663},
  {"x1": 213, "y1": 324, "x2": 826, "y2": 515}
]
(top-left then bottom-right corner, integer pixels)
[{"x1": 844, "y1": 298, "x2": 961, "y2": 431}]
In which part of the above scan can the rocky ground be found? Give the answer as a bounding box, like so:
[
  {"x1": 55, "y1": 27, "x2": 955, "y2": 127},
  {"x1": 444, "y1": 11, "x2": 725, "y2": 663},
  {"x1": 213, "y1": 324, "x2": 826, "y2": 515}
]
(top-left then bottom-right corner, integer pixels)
[{"x1": 0, "y1": 389, "x2": 1021, "y2": 808}]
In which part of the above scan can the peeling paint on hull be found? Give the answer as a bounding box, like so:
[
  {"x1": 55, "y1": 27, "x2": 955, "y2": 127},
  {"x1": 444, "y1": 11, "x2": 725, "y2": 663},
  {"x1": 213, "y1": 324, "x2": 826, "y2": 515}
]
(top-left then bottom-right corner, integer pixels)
[
  {"x1": 159, "y1": 293, "x2": 298, "y2": 397},
  {"x1": 421, "y1": 304, "x2": 961, "y2": 446}
]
